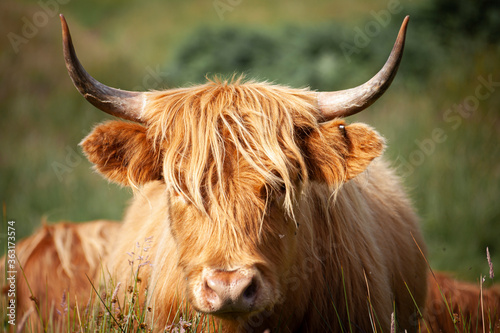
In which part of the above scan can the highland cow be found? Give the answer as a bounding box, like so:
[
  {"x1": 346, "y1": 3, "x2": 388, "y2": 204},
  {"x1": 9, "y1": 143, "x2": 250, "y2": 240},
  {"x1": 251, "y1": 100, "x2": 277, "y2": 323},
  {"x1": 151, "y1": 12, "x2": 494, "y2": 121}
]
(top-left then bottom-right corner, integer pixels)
[
  {"x1": 4, "y1": 15, "x2": 432, "y2": 332},
  {"x1": 424, "y1": 272, "x2": 500, "y2": 332}
]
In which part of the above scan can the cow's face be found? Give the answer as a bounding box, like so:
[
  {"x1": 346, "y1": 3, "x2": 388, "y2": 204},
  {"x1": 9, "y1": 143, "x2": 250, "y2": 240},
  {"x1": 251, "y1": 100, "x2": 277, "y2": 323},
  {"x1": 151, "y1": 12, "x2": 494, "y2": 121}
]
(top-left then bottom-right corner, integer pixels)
[
  {"x1": 81, "y1": 82, "x2": 384, "y2": 317},
  {"x1": 166, "y1": 160, "x2": 296, "y2": 316}
]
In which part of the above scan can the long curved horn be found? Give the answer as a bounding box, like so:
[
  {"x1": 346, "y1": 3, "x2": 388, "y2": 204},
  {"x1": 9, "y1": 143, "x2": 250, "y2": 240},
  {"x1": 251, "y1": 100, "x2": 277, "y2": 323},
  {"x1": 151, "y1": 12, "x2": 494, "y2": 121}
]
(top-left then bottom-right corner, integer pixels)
[
  {"x1": 60, "y1": 14, "x2": 144, "y2": 122},
  {"x1": 316, "y1": 15, "x2": 409, "y2": 121}
]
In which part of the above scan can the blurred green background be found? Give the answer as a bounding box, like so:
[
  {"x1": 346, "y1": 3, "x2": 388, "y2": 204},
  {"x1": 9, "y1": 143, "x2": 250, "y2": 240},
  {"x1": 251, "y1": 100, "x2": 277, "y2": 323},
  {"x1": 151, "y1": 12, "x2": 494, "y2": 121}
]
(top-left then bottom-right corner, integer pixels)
[{"x1": 1, "y1": 0, "x2": 499, "y2": 282}]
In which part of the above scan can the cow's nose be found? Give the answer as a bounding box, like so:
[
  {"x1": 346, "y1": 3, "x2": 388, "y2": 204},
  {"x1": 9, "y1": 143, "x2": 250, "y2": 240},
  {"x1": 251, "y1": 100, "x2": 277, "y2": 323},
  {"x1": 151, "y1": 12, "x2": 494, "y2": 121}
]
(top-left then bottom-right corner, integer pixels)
[{"x1": 203, "y1": 268, "x2": 260, "y2": 314}]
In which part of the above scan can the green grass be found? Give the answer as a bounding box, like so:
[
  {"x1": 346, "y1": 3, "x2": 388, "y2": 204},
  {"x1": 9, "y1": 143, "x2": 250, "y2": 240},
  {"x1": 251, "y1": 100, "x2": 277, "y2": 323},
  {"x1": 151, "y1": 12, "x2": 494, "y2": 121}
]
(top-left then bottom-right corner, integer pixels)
[
  {"x1": 1, "y1": 0, "x2": 499, "y2": 302},
  {"x1": 2, "y1": 248, "x2": 497, "y2": 332},
  {"x1": 0, "y1": 241, "x2": 221, "y2": 332}
]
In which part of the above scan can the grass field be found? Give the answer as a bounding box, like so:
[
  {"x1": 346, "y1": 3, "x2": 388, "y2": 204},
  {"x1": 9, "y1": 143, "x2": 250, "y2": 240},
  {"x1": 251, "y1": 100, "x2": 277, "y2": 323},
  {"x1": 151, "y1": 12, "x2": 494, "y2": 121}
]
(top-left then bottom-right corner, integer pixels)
[{"x1": 1, "y1": 0, "x2": 499, "y2": 293}]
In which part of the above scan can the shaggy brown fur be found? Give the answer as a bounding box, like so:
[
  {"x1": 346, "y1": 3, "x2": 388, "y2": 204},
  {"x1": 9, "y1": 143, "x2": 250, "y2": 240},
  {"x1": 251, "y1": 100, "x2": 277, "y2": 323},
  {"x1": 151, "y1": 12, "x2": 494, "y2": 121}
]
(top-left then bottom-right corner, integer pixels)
[
  {"x1": 94, "y1": 79, "x2": 428, "y2": 332},
  {"x1": 1, "y1": 220, "x2": 119, "y2": 330},
  {"x1": 5, "y1": 222, "x2": 500, "y2": 332},
  {"x1": 423, "y1": 272, "x2": 500, "y2": 332},
  {"x1": 3, "y1": 79, "x2": 429, "y2": 332},
  {"x1": 82, "y1": 121, "x2": 163, "y2": 186}
]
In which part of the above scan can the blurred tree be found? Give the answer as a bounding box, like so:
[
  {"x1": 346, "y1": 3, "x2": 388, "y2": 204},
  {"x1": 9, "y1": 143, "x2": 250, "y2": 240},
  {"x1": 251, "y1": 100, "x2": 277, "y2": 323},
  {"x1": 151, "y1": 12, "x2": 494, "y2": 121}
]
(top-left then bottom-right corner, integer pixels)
[
  {"x1": 421, "y1": 0, "x2": 500, "y2": 43},
  {"x1": 165, "y1": 18, "x2": 441, "y2": 91}
]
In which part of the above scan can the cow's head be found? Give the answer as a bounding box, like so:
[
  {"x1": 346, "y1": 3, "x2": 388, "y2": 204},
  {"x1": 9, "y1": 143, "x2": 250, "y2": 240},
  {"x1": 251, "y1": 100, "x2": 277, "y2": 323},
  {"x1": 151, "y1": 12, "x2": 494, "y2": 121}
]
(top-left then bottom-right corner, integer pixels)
[{"x1": 60, "y1": 15, "x2": 408, "y2": 318}]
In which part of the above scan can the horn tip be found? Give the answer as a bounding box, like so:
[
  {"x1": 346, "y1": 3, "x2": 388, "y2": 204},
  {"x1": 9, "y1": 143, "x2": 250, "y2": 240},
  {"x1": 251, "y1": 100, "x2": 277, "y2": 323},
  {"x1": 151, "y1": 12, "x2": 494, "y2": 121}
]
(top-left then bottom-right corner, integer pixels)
[
  {"x1": 394, "y1": 15, "x2": 410, "y2": 48},
  {"x1": 401, "y1": 15, "x2": 410, "y2": 33},
  {"x1": 60, "y1": 14, "x2": 69, "y2": 37}
]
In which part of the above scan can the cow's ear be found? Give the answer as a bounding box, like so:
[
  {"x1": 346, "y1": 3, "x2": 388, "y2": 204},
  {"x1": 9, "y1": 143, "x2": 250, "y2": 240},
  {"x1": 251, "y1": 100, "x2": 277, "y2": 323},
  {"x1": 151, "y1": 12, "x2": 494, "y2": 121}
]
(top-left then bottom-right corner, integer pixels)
[
  {"x1": 80, "y1": 121, "x2": 163, "y2": 186},
  {"x1": 304, "y1": 120, "x2": 385, "y2": 186}
]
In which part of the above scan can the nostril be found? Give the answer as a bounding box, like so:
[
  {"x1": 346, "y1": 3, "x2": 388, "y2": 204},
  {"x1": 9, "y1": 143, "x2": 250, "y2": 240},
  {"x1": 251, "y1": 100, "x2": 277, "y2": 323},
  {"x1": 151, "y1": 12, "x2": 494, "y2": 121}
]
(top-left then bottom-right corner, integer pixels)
[
  {"x1": 204, "y1": 279, "x2": 218, "y2": 299},
  {"x1": 243, "y1": 279, "x2": 258, "y2": 301},
  {"x1": 201, "y1": 268, "x2": 262, "y2": 313}
]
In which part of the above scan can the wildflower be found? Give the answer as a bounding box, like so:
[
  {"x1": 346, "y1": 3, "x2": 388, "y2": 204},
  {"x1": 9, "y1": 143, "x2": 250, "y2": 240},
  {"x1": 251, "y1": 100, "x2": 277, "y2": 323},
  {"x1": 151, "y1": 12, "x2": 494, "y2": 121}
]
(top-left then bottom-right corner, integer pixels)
[
  {"x1": 143, "y1": 236, "x2": 154, "y2": 251},
  {"x1": 112, "y1": 282, "x2": 122, "y2": 303},
  {"x1": 138, "y1": 261, "x2": 151, "y2": 268},
  {"x1": 165, "y1": 316, "x2": 192, "y2": 333},
  {"x1": 111, "y1": 282, "x2": 122, "y2": 315},
  {"x1": 487, "y1": 247, "x2": 494, "y2": 279},
  {"x1": 56, "y1": 290, "x2": 68, "y2": 316},
  {"x1": 179, "y1": 316, "x2": 192, "y2": 330}
]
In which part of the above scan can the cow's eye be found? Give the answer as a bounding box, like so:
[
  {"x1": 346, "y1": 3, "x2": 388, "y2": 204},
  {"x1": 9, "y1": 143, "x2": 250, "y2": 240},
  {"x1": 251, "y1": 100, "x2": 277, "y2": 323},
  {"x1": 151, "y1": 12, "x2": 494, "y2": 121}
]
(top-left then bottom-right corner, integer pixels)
[{"x1": 339, "y1": 124, "x2": 347, "y2": 137}]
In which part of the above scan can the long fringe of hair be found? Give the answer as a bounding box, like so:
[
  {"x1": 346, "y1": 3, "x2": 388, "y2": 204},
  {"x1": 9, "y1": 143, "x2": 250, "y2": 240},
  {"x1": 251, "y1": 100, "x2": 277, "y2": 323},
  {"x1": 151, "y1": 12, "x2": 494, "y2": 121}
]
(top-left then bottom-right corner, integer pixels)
[{"x1": 142, "y1": 76, "x2": 320, "y2": 224}]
